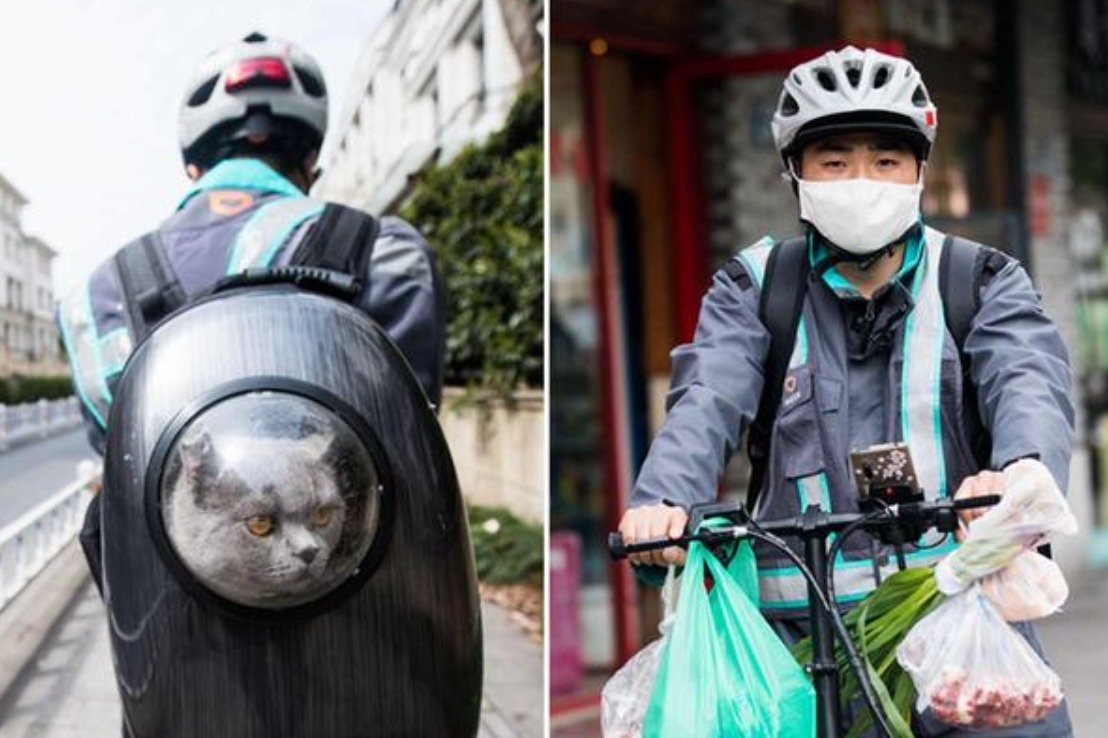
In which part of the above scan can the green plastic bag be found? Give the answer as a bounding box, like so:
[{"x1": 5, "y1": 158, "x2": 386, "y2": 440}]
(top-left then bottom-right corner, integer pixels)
[{"x1": 644, "y1": 533, "x2": 816, "y2": 738}]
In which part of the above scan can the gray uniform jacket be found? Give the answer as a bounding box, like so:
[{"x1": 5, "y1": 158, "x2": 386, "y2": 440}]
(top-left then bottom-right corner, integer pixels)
[
  {"x1": 630, "y1": 227, "x2": 1074, "y2": 609},
  {"x1": 59, "y1": 160, "x2": 445, "y2": 455}
]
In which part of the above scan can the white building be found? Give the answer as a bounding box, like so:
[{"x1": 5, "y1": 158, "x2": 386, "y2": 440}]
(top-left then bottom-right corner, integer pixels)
[
  {"x1": 316, "y1": 0, "x2": 541, "y2": 213},
  {"x1": 0, "y1": 173, "x2": 64, "y2": 376}
]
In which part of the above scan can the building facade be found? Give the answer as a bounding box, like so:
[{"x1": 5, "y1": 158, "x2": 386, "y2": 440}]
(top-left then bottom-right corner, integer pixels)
[
  {"x1": 550, "y1": 0, "x2": 1103, "y2": 719},
  {"x1": 315, "y1": 0, "x2": 542, "y2": 213},
  {"x1": 0, "y1": 173, "x2": 63, "y2": 377}
]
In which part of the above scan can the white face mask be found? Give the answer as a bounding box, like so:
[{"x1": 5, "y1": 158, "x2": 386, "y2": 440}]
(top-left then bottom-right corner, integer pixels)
[{"x1": 796, "y1": 176, "x2": 923, "y2": 255}]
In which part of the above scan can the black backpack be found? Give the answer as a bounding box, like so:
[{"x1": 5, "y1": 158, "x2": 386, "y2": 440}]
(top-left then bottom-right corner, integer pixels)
[
  {"x1": 741, "y1": 235, "x2": 1013, "y2": 512},
  {"x1": 113, "y1": 203, "x2": 379, "y2": 342}
]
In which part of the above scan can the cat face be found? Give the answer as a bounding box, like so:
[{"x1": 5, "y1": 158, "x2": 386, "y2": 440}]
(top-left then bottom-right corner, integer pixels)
[{"x1": 165, "y1": 429, "x2": 349, "y2": 605}]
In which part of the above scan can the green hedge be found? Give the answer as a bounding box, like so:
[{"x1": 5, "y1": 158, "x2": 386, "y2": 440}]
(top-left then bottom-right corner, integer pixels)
[
  {"x1": 0, "y1": 375, "x2": 73, "y2": 405},
  {"x1": 402, "y1": 79, "x2": 543, "y2": 399},
  {"x1": 467, "y1": 504, "x2": 543, "y2": 586}
]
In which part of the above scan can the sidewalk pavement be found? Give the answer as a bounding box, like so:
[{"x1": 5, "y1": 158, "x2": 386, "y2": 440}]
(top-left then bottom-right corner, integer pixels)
[
  {"x1": 1037, "y1": 570, "x2": 1108, "y2": 735},
  {"x1": 0, "y1": 570, "x2": 542, "y2": 738},
  {"x1": 553, "y1": 573, "x2": 1108, "y2": 737}
]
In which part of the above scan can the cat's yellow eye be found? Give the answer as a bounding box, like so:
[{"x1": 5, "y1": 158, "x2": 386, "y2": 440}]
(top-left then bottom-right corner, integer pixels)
[
  {"x1": 245, "y1": 515, "x2": 274, "y2": 537},
  {"x1": 311, "y1": 507, "x2": 334, "y2": 527}
]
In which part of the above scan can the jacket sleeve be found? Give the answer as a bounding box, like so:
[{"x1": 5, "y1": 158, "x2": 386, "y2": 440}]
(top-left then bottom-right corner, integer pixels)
[
  {"x1": 56, "y1": 263, "x2": 133, "y2": 457},
  {"x1": 964, "y1": 260, "x2": 1075, "y2": 489},
  {"x1": 630, "y1": 266, "x2": 771, "y2": 510},
  {"x1": 360, "y1": 216, "x2": 446, "y2": 408}
]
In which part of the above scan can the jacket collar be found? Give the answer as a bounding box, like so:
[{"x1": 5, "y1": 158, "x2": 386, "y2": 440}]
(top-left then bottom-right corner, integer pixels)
[
  {"x1": 178, "y1": 159, "x2": 304, "y2": 209},
  {"x1": 808, "y1": 223, "x2": 925, "y2": 298}
]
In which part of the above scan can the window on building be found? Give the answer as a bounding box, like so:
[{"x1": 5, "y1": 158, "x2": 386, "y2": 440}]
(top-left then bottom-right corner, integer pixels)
[
  {"x1": 474, "y1": 30, "x2": 486, "y2": 116},
  {"x1": 419, "y1": 72, "x2": 440, "y2": 137}
]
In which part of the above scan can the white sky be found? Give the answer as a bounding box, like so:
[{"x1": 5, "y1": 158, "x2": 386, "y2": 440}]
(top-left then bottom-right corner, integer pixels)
[{"x1": 0, "y1": 0, "x2": 392, "y2": 297}]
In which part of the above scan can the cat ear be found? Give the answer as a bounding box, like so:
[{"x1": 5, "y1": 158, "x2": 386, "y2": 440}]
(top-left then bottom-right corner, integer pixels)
[
  {"x1": 180, "y1": 431, "x2": 219, "y2": 486},
  {"x1": 301, "y1": 432, "x2": 336, "y2": 461}
]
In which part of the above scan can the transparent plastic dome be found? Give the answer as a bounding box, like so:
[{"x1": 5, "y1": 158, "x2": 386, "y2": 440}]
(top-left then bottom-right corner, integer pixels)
[{"x1": 159, "y1": 391, "x2": 381, "y2": 608}]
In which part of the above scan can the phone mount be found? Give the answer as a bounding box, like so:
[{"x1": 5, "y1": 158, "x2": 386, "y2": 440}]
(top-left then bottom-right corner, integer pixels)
[{"x1": 851, "y1": 443, "x2": 933, "y2": 547}]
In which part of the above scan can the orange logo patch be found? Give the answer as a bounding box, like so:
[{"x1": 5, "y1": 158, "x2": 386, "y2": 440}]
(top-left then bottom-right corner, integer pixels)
[{"x1": 208, "y1": 190, "x2": 254, "y2": 216}]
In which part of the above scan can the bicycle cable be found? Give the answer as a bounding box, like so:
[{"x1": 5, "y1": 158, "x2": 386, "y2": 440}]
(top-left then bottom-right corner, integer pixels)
[
  {"x1": 743, "y1": 516, "x2": 897, "y2": 738},
  {"x1": 825, "y1": 513, "x2": 896, "y2": 733}
]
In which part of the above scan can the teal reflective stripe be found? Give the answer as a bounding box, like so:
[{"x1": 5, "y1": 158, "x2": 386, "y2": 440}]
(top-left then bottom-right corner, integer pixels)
[
  {"x1": 225, "y1": 199, "x2": 323, "y2": 274},
  {"x1": 178, "y1": 159, "x2": 303, "y2": 209},
  {"x1": 817, "y1": 474, "x2": 832, "y2": 509},
  {"x1": 771, "y1": 591, "x2": 870, "y2": 609},
  {"x1": 96, "y1": 329, "x2": 133, "y2": 376},
  {"x1": 796, "y1": 475, "x2": 823, "y2": 509},
  {"x1": 57, "y1": 286, "x2": 110, "y2": 429},
  {"x1": 255, "y1": 201, "x2": 324, "y2": 267},
  {"x1": 791, "y1": 317, "x2": 808, "y2": 367},
  {"x1": 901, "y1": 227, "x2": 949, "y2": 503},
  {"x1": 737, "y1": 237, "x2": 809, "y2": 367},
  {"x1": 759, "y1": 539, "x2": 956, "y2": 609},
  {"x1": 736, "y1": 236, "x2": 774, "y2": 286},
  {"x1": 929, "y1": 246, "x2": 948, "y2": 498}
]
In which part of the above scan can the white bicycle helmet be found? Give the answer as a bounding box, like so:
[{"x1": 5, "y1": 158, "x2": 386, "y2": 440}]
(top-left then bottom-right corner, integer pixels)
[
  {"x1": 771, "y1": 46, "x2": 937, "y2": 163},
  {"x1": 179, "y1": 32, "x2": 328, "y2": 169}
]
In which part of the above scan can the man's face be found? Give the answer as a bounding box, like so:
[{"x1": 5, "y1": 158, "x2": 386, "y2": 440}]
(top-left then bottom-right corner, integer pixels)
[{"x1": 798, "y1": 132, "x2": 920, "y2": 184}]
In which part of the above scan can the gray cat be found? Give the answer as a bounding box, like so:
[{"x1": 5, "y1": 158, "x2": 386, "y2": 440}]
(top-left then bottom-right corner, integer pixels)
[{"x1": 164, "y1": 429, "x2": 347, "y2": 606}]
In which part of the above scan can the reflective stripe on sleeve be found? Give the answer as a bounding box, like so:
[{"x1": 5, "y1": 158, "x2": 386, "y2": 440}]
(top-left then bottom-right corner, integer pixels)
[{"x1": 58, "y1": 287, "x2": 112, "y2": 429}]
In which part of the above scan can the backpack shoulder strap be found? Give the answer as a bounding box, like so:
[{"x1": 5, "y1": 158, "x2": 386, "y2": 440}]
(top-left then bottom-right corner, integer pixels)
[
  {"x1": 113, "y1": 231, "x2": 187, "y2": 342},
  {"x1": 939, "y1": 235, "x2": 980, "y2": 350},
  {"x1": 746, "y1": 236, "x2": 810, "y2": 511},
  {"x1": 290, "y1": 203, "x2": 380, "y2": 283},
  {"x1": 939, "y1": 234, "x2": 1014, "y2": 350}
]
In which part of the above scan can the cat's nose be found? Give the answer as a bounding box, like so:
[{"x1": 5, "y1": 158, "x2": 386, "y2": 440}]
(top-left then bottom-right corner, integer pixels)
[{"x1": 295, "y1": 545, "x2": 319, "y2": 565}]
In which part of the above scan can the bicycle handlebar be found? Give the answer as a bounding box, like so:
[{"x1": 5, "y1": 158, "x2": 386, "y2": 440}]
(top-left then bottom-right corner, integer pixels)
[{"x1": 607, "y1": 494, "x2": 999, "y2": 560}]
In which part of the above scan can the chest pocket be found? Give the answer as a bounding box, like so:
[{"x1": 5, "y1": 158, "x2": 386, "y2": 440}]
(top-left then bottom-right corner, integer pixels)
[{"x1": 774, "y1": 365, "x2": 832, "y2": 480}]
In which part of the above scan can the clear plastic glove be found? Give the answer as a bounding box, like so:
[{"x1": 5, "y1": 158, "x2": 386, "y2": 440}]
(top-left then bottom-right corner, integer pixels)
[
  {"x1": 601, "y1": 566, "x2": 677, "y2": 738},
  {"x1": 935, "y1": 459, "x2": 1077, "y2": 596}
]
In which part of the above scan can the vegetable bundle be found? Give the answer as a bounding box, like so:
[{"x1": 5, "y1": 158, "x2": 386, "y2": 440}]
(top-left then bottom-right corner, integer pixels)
[{"x1": 792, "y1": 567, "x2": 941, "y2": 738}]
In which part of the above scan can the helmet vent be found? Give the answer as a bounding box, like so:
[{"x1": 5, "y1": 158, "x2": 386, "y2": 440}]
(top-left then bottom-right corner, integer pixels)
[
  {"x1": 780, "y1": 93, "x2": 799, "y2": 116},
  {"x1": 912, "y1": 84, "x2": 930, "y2": 107},
  {"x1": 816, "y1": 69, "x2": 836, "y2": 92},
  {"x1": 294, "y1": 66, "x2": 326, "y2": 97},
  {"x1": 845, "y1": 67, "x2": 861, "y2": 88},
  {"x1": 188, "y1": 75, "x2": 220, "y2": 107},
  {"x1": 244, "y1": 32, "x2": 268, "y2": 43},
  {"x1": 792, "y1": 72, "x2": 803, "y2": 86},
  {"x1": 873, "y1": 66, "x2": 890, "y2": 89}
]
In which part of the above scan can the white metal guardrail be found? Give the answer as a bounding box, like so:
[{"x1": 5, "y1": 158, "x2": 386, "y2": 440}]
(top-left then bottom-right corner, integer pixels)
[
  {"x1": 0, "y1": 462, "x2": 101, "y2": 611},
  {"x1": 0, "y1": 397, "x2": 82, "y2": 452}
]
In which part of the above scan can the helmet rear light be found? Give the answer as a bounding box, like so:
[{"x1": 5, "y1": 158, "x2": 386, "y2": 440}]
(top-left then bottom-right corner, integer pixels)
[{"x1": 225, "y1": 57, "x2": 292, "y2": 92}]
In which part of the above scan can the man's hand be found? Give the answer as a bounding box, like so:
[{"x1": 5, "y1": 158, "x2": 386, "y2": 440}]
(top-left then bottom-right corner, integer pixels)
[
  {"x1": 953, "y1": 469, "x2": 1005, "y2": 528},
  {"x1": 618, "y1": 504, "x2": 689, "y2": 567}
]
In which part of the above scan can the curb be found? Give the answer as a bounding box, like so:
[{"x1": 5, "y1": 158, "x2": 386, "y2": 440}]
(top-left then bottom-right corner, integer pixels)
[
  {"x1": 0, "y1": 422, "x2": 84, "y2": 457},
  {"x1": 0, "y1": 541, "x2": 91, "y2": 702}
]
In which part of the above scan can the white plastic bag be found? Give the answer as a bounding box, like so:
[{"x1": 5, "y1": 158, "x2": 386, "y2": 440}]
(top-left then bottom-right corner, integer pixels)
[
  {"x1": 897, "y1": 586, "x2": 1063, "y2": 729},
  {"x1": 601, "y1": 566, "x2": 677, "y2": 738},
  {"x1": 979, "y1": 550, "x2": 1069, "y2": 622}
]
